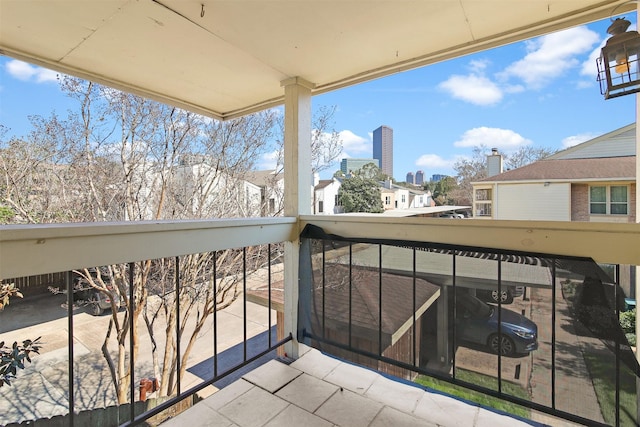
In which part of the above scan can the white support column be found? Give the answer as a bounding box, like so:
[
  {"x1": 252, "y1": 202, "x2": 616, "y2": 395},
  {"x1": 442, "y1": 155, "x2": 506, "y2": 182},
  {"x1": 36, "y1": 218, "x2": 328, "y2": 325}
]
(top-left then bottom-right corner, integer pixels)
[{"x1": 281, "y1": 77, "x2": 314, "y2": 358}]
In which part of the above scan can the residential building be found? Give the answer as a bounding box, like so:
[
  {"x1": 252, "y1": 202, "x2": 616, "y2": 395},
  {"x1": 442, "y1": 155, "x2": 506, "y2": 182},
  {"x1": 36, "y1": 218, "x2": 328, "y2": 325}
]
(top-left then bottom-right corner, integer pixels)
[
  {"x1": 472, "y1": 123, "x2": 636, "y2": 223},
  {"x1": 380, "y1": 179, "x2": 431, "y2": 210},
  {"x1": 340, "y1": 158, "x2": 379, "y2": 176},
  {"x1": 245, "y1": 169, "x2": 285, "y2": 216},
  {"x1": 415, "y1": 170, "x2": 425, "y2": 185},
  {"x1": 373, "y1": 125, "x2": 393, "y2": 178},
  {"x1": 381, "y1": 187, "x2": 395, "y2": 210},
  {"x1": 172, "y1": 161, "x2": 263, "y2": 218},
  {"x1": 313, "y1": 177, "x2": 342, "y2": 214},
  {"x1": 406, "y1": 171, "x2": 415, "y2": 184},
  {"x1": 408, "y1": 188, "x2": 433, "y2": 208}
]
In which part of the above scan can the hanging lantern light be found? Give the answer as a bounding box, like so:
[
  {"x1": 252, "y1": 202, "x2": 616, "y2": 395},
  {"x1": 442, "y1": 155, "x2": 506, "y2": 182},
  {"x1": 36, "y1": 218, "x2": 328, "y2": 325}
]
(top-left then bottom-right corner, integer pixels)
[{"x1": 597, "y1": 17, "x2": 640, "y2": 99}]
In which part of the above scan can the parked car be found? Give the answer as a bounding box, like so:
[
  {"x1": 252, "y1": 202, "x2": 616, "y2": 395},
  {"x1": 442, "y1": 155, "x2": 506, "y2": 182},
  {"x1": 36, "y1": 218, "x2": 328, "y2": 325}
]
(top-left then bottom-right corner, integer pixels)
[
  {"x1": 72, "y1": 268, "x2": 121, "y2": 316},
  {"x1": 476, "y1": 286, "x2": 524, "y2": 304},
  {"x1": 438, "y1": 213, "x2": 465, "y2": 219},
  {"x1": 454, "y1": 291, "x2": 538, "y2": 356}
]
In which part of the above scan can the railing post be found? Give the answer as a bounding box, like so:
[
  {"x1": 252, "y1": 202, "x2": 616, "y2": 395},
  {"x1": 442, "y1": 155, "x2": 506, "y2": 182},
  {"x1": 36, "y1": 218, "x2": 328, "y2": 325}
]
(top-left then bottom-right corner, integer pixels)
[{"x1": 281, "y1": 77, "x2": 315, "y2": 359}]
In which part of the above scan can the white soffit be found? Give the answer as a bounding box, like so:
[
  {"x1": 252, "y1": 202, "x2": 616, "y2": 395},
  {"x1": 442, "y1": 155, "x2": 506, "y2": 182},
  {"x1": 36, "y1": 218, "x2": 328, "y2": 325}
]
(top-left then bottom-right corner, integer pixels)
[{"x1": 0, "y1": 0, "x2": 633, "y2": 120}]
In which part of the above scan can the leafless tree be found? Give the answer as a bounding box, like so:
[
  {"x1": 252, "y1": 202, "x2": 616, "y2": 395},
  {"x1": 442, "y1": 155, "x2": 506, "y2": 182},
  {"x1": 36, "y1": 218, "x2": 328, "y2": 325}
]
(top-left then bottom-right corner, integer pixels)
[
  {"x1": 452, "y1": 145, "x2": 555, "y2": 205},
  {"x1": 2, "y1": 75, "x2": 278, "y2": 403},
  {"x1": 1, "y1": 74, "x2": 340, "y2": 404},
  {"x1": 504, "y1": 145, "x2": 557, "y2": 170},
  {"x1": 451, "y1": 146, "x2": 488, "y2": 205}
]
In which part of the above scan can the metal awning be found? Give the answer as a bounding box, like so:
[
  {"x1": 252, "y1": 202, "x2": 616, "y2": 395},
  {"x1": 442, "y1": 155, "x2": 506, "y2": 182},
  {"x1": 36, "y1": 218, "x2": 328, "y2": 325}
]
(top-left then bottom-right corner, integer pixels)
[{"x1": 0, "y1": 1, "x2": 633, "y2": 120}]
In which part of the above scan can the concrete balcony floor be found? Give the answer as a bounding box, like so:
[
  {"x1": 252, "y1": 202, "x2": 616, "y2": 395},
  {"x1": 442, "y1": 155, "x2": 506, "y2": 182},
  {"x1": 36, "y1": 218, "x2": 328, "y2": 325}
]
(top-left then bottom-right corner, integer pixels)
[{"x1": 161, "y1": 346, "x2": 539, "y2": 427}]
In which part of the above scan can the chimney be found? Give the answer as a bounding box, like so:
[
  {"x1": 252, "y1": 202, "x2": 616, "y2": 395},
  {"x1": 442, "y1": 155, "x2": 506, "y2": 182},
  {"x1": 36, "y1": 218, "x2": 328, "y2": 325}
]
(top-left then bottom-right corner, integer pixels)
[
  {"x1": 487, "y1": 148, "x2": 503, "y2": 177},
  {"x1": 312, "y1": 172, "x2": 320, "y2": 187}
]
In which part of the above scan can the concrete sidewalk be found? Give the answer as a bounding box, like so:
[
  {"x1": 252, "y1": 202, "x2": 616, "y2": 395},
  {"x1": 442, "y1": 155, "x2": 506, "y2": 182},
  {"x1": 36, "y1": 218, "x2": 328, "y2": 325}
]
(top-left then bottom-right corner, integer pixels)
[{"x1": 529, "y1": 284, "x2": 604, "y2": 426}]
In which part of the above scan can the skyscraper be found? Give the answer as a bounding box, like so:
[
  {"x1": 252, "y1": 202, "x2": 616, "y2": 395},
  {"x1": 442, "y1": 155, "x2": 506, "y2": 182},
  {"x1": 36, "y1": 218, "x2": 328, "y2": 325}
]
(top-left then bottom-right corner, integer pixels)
[
  {"x1": 415, "y1": 170, "x2": 424, "y2": 185},
  {"x1": 373, "y1": 125, "x2": 393, "y2": 178},
  {"x1": 406, "y1": 172, "x2": 415, "y2": 184}
]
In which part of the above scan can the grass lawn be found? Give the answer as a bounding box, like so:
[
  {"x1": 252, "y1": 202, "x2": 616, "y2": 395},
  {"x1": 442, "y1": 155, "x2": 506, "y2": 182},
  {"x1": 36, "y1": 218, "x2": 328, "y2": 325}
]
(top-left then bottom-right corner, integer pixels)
[
  {"x1": 583, "y1": 352, "x2": 638, "y2": 426},
  {"x1": 415, "y1": 369, "x2": 530, "y2": 419},
  {"x1": 562, "y1": 279, "x2": 638, "y2": 425}
]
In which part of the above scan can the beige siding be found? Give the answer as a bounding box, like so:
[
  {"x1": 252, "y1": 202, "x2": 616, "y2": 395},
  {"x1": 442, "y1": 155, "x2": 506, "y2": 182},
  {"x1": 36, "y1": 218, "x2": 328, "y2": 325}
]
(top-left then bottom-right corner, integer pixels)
[{"x1": 495, "y1": 183, "x2": 571, "y2": 221}]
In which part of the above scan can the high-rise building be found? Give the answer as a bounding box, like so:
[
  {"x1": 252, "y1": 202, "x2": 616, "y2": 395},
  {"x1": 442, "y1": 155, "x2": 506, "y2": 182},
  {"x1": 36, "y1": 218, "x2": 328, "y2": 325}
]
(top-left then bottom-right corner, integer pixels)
[
  {"x1": 415, "y1": 170, "x2": 424, "y2": 185},
  {"x1": 373, "y1": 125, "x2": 393, "y2": 178},
  {"x1": 340, "y1": 158, "x2": 379, "y2": 176},
  {"x1": 406, "y1": 172, "x2": 415, "y2": 184},
  {"x1": 431, "y1": 174, "x2": 447, "y2": 183}
]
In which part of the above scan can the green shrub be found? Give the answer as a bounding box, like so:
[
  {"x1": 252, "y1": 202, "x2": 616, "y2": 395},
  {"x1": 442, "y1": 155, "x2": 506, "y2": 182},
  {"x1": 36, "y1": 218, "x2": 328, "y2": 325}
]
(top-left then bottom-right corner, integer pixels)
[
  {"x1": 620, "y1": 309, "x2": 636, "y2": 334},
  {"x1": 625, "y1": 333, "x2": 636, "y2": 347},
  {"x1": 0, "y1": 206, "x2": 15, "y2": 223}
]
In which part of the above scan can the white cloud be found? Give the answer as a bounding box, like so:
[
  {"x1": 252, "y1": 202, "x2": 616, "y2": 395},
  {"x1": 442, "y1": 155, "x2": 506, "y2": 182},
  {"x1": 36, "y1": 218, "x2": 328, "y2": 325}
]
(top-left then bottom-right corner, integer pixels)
[
  {"x1": 561, "y1": 133, "x2": 596, "y2": 148},
  {"x1": 468, "y1": 59, "x2": 490, "y2": 73},
  {"x1": 339, "y1": 129, "x2": 370, "y2": 154},
  {"x1": 258, "y1": 149, "x2": 280, "y2": 170},
  {"x1": 501, "y1": 26, "x2": 599, "y2": 89},
  {"x1": 582, "y1": 42, "x2": 603, "y2": 79},
  {"x1": 453, "y1": 127, "x2": 532, "y2": 150},
  {"x1": 415, "y1": 154, "x2": 453, "y2": 169},
  {"x1": 6, "y1": 60, "x2": 58, "y2": 83},
  {"x1": 438, "y1": 74, "x2": 503, "y2": 106}
]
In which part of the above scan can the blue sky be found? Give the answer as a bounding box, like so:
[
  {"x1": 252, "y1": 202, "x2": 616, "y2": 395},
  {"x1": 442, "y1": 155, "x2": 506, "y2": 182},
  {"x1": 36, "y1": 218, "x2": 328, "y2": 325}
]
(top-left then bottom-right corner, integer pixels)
[{"x1": 0, "y1": 15, "x2": 637, "y2": 181}]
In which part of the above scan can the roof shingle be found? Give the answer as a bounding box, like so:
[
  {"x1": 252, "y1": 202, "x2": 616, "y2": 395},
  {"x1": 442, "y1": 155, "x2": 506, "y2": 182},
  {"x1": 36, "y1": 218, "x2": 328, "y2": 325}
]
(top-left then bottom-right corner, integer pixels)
[{"x1": 477, "y1": 156, "x2": 636, "y2": 183}]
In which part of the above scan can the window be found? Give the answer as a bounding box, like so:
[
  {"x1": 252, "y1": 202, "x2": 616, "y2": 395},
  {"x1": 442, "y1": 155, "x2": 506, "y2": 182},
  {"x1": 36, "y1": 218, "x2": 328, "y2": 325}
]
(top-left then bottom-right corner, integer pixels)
[
  {"x1": 610, "y1": 186, "x2": 628, "y2": 214},
  {"x1": 335, "y1": 195, "x2": 341, "y2": 206},
  {"x1": 268, "y1": 198, "x2": 275, "y2": 213},
  {"x1": 590, "y1": 185, "x2": 628, "y2": 215},
  {"x1": 475, "y1": 202, "x2": 492, "y2": 217},
  {"x1": 474, "y1": 188, "x2": 492, "y2": 217},
  {"x1": 385, "y1": 196, "x2": 391, "y2": 205},
  {"x1": 401, "y1": 194, "x2": 406, "y2": 203},
  {"x1": 475, "y1": 189, "x2": 491, "y2": 201},
  {"x1": 318, "y1": 200, "x2": 324, "y2": 213}
]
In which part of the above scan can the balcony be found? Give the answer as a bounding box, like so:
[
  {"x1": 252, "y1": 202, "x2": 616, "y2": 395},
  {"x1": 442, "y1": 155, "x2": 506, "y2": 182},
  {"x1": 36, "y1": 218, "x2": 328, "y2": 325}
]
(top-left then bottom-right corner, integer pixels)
[
  {"x1": 1, "y1": 216, "x2": 639, "y2": 427},
  {"x1": 2, "y1": 1, "x2": 640, "y2": 426}
]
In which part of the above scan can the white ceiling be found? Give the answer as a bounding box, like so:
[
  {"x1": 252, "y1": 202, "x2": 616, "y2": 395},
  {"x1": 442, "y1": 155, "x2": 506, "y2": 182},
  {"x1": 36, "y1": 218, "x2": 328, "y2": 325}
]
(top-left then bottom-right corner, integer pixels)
[{"x1": 0, "y1": 1, "x2": 634, "y2": 120}]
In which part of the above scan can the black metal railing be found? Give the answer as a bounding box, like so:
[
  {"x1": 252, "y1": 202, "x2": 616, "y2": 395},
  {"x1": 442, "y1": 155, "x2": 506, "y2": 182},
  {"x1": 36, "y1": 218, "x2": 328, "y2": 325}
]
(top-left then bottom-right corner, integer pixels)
[
  {"x1": 298, "y1": 225, "x2": 639, "y2": 427},
  {"x1": 1, "y1": 243, "x2": 289, "y2": 427}
]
